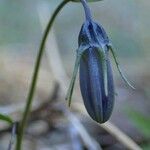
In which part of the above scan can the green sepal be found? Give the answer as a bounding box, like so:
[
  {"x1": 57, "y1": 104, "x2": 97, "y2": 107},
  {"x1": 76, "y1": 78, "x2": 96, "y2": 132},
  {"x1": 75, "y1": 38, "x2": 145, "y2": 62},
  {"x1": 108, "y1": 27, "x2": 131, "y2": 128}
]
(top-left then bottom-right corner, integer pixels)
[
  {"x1": 108, "y1": 44, "x2": 135, "y2": 90},
  {"x1": 66, "y1": 46, "x2": 89, "y2": 107}
]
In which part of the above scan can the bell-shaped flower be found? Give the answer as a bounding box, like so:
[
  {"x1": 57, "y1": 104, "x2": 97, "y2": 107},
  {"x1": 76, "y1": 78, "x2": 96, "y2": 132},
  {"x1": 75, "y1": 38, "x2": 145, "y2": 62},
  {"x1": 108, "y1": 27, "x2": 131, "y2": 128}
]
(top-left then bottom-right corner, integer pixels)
[{"x1": 66, "y1": 0, "x2": 134, "y2": 123}]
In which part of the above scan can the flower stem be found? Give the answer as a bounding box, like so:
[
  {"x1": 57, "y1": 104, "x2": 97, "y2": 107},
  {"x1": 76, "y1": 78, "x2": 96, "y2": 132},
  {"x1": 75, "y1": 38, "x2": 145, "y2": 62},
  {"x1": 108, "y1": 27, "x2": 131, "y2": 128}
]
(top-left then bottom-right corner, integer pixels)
[
  {"x1": 80, "y1": 0, "x2": 92, "y2": 21},
  {"x1": 15, "y1": 0, "x2": 70, "y2": 149}
]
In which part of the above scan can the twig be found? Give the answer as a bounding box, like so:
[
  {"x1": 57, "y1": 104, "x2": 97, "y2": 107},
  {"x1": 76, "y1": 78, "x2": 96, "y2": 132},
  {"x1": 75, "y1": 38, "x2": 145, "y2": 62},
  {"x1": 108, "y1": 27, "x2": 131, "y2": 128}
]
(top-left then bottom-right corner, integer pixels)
[
  {"x1": 100, "y1": 122, "x2": 142, "y2": 150},
  {"x1": 64, "y1": 109, "x2": 102, "y2": 150},
  {"x1": 72, "y1": 103, "x2": 143, "y2": 150},
  {"x1": 69, "y1": 125, "x2": 83, "y2": 150},
  {"x1": 8, "y1": 123, "x2": 17, "y2": 150}
]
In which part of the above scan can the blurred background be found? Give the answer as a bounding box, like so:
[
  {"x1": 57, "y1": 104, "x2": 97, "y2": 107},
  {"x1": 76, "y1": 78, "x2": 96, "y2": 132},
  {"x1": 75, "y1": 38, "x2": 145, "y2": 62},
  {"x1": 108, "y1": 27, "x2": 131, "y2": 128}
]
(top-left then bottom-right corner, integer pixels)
[{"x1": 0, "y1": 0, "x2": 149, "y2": 149}]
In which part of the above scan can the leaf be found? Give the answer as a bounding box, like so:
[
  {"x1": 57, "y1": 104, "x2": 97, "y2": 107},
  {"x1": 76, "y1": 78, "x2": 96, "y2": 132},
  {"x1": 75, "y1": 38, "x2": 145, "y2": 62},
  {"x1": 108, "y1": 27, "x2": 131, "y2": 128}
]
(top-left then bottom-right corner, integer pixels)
[
  {"x1": 72, "y1": 0, "x2": 103, "y2": 2},
  {"x1": 0, "y1": 113, "x2": 13, "y2": 124}
]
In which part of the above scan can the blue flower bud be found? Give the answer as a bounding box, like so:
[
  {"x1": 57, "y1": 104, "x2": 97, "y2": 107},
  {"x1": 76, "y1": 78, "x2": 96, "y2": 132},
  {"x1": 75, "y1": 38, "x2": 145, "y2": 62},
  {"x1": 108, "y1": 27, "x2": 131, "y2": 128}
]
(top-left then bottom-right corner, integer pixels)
[
  {"x1": 66, "y1": 0, "x2": 135, "y2": 124},
  {"x1": 79, "y1": 20, "x2": 115, "y2": 123}
]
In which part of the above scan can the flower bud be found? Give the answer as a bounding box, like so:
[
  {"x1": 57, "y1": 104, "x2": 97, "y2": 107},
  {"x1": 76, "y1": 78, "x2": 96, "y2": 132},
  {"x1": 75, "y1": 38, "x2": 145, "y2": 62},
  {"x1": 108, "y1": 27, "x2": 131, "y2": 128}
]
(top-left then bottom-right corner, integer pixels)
[
  {"x1": 66, "y1": 0, "x2": 134, "y2": 124},
  {"x1": 79, "y1": 20, "x2": 115, "y2": 123}
]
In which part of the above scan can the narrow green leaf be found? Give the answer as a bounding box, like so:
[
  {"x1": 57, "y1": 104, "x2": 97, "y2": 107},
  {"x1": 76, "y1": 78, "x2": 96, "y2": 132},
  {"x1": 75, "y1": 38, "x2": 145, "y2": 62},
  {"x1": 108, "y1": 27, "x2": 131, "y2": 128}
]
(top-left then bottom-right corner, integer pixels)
[
  {"x1": 72, "y1": 0, "x2": 103, "y2": 2},
  {"x1": 0, "y1": 114, "x2": 13, "y2": 124}
]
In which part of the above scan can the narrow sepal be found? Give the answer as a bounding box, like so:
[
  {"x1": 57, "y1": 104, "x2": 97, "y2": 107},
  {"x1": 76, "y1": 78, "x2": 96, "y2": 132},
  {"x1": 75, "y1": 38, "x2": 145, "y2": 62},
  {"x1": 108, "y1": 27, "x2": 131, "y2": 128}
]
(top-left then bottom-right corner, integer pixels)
[
  {"x1": 66, "y1": 46, "x2": 90, "y2": 106},
  {"x1": 66, "y1": 54, "x2": 81, "y2": 106},
  {"x1": 108, "y1": 45, "x2": 135, "y2": 89}
]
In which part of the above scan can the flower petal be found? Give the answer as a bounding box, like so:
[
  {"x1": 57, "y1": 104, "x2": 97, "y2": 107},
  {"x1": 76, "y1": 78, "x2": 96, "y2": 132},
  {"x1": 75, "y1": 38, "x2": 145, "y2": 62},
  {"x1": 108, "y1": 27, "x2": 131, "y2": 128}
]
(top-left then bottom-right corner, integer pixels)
[{"x1": 79, "y1": 47, "x2": 114, "y2": 123}]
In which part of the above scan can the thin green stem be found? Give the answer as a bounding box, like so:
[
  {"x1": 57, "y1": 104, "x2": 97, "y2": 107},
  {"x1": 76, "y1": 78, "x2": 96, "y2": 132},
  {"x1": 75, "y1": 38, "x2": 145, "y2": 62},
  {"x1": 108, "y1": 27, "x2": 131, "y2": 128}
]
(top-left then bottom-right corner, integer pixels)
[{"x1": 15, "y1": 1, "x2": 70, "y2": 149}]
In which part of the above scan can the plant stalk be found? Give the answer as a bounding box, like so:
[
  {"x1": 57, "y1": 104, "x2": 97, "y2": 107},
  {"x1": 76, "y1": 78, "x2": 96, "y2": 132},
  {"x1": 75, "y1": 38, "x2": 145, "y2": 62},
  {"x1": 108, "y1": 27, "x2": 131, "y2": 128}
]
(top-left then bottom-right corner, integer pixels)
[{"x1": 15, "y1": 0, "x2": 70, "y2": 149}]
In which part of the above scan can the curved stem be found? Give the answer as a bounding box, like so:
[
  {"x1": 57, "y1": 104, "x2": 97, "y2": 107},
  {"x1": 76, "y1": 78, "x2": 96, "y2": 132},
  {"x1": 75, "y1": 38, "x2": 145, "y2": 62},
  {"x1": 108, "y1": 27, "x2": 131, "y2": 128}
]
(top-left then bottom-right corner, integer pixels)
[
  {"x1": 80, "y1": 0, "x2": 92, "y2": 21},
  {"x1": 15, "y1": 0, "x2": 70, "y2": 149}
]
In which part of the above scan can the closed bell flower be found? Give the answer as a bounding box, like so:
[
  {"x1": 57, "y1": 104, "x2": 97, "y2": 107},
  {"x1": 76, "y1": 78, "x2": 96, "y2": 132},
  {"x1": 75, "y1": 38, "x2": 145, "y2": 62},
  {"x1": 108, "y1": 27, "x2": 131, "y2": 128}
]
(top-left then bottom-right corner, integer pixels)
[{"x1": 66, "y1": 0, "x2": 135, "y2": 123}]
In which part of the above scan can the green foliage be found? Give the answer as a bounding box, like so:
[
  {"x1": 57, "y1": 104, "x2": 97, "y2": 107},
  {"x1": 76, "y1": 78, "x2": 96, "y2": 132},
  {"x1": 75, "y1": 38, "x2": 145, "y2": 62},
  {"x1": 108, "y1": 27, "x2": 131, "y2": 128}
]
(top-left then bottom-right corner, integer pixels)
[{"x1": 0, "y1": 113, "x2": 13, "y2": 124}]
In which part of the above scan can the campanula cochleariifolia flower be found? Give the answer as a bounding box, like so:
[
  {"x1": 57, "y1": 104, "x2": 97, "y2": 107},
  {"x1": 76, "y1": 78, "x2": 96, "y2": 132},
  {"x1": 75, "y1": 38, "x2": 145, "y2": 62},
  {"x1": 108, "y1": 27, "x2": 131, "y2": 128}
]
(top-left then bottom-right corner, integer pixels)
[{"x1": 66, "y1": 0, "x2": 135, "y2": 123}]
